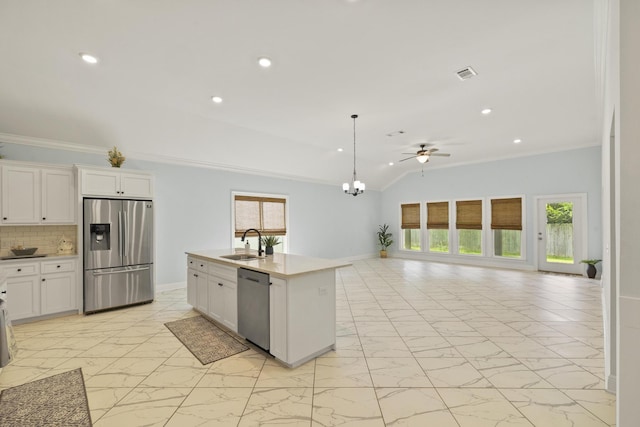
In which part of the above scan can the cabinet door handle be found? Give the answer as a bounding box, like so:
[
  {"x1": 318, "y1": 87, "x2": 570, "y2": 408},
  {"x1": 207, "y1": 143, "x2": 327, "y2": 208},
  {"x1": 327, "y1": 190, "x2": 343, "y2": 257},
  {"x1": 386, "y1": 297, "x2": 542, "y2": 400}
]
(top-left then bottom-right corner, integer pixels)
[
  {"x1": 3, "y1": 217, "x2": 6, "y2": 220},
  {"x1": 42, "y1": 278, "x2": 46, "y2": 282},
  {"x1": 17, "y1": 268, "x2": 21, "y2": 272},
  {"x1": 57, "y1": 265, "x2": 61, "y2": 268},
  {"x1": 194, "y1": 274, "x2": 198, "y2": 278},
  {"x1": 218, "y1": 283, "x2": 223, "y2": 287},
  {"x1": 42, "y1": 217, "x2": 46, "y2": 220}
]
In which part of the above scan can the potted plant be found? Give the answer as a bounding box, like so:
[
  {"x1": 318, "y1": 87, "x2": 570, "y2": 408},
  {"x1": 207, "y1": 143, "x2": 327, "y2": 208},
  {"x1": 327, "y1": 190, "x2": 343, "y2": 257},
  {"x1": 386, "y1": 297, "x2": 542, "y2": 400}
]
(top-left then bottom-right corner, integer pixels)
[
  {"x1": 261, "y1": 235, "x2": 281, "y2": 255},
  {"x1": 580, "y1": 259, "x2": 602, "y2": 279},
  {"x1": 377, "y1": 224, "x2": 393, "y2": 258},
  {"x1": 107, "y1": 146, "x2": 126, "y2": 168}
]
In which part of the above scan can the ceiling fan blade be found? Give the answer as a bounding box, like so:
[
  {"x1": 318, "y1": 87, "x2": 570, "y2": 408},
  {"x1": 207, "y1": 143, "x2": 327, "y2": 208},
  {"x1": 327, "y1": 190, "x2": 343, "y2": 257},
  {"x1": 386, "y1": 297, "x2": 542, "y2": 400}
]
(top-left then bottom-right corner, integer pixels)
[
  {"x1": 430, "y1": 153, "x2": 451, "y2": 157},
  {"x1": 401, "y1": 152, "x2": 417, "y2": 155},
  {"x1": 428, "y1": 147, "x2": 439, "y2": 153},
  {"x1": 399, "y1": 156, "x2": 416, "y2": 162}
]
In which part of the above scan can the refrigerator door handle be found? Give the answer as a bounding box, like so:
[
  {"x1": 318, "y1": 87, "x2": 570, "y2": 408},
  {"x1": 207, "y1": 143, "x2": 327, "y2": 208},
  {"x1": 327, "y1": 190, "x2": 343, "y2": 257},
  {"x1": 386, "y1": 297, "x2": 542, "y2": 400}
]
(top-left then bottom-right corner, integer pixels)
[
  {"x1": 92, "y1": 266, "x2": 151, "y2": 276},
  {"x1": 122, "y1": 211, "x2": 128, "y2": 258}
]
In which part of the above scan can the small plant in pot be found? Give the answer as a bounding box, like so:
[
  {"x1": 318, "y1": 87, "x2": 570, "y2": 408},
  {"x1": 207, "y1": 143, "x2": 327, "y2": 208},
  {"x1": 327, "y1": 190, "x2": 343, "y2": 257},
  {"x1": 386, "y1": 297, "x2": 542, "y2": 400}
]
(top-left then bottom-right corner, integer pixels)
[
  {"x1": 580, "y1": 259, "x2": 602, "y2": 279},
  {"x1": 261, "y1": 235, "x2": 281, "y2": 255},
  {"x1": 377, "y1": 224, "x2": 393, "y2": 258}
]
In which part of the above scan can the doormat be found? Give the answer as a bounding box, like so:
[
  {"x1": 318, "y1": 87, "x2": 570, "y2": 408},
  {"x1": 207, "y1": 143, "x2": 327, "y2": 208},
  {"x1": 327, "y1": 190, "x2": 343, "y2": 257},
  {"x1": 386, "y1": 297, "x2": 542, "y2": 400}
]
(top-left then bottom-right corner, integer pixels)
[
  {"x1": 0, "y1": 368, "x2": 92, "y2": 426},
  {"x1": 165, "y1": 315, "x2": 249, "y2": 364}
]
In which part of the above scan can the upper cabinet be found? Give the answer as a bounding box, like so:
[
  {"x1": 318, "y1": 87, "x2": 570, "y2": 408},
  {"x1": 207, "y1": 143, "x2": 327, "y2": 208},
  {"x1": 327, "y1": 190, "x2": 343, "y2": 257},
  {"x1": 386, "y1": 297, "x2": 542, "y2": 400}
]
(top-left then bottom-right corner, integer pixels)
[
  {"x1": 1, "y1": 164, "x2": 75, "y2": 225},
  {"x1": 80, "y1": 168, "x2": 153, "y2": 199},
  {"x1": 41, "y1": 168, "x2": 75, "y2": 223},
  {"x1": 1, "y1": 165, "x2": 40, "y2": 224}
]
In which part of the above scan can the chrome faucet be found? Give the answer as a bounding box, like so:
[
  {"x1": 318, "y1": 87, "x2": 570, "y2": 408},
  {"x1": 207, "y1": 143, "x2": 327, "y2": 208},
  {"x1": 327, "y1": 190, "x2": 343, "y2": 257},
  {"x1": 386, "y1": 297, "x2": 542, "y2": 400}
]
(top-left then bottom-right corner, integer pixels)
[{"x1": 241, "y1": 228, "x2": 263, "y2": 256}]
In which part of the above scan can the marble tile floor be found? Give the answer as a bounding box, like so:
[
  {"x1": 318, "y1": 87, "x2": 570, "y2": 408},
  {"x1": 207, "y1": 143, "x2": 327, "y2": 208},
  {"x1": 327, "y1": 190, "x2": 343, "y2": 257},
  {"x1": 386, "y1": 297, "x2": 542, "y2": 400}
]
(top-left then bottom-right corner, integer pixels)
[{"x1": 0, "y1": 258, "x2": 615, "y2": 426}]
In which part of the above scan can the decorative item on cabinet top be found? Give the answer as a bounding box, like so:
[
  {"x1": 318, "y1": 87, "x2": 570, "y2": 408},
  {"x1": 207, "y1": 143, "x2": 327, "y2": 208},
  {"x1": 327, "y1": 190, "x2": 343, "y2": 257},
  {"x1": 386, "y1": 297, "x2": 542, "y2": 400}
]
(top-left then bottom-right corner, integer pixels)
[{"x1": 107, "y1": 146, "x2": 126, "y2": 168}]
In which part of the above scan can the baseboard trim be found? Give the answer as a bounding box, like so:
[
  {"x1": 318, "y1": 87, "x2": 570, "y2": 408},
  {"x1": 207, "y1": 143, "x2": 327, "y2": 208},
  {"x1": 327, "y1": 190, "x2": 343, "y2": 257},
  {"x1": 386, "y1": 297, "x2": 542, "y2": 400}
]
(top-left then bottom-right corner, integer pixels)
[
  {"x1": 157, "y1": 281, "x2": 186, "y2": 293},
  {"x1": 606, "y1": 374, "x2": 616, "y2": 394}
]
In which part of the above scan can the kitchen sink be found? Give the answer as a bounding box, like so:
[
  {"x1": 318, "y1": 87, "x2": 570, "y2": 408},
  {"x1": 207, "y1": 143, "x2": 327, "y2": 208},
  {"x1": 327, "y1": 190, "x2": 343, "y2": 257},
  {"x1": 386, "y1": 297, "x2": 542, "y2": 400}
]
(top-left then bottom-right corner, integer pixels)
[{"x1": 220, "y1": 254, "x2": 259, "y2": 261}]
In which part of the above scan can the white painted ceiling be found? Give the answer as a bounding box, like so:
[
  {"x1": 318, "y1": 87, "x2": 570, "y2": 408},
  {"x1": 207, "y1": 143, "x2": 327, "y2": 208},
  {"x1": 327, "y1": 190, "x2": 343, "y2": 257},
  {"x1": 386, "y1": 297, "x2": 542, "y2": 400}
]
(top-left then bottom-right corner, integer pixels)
[{"x1": 0, "y1": 1, "x2": 599, "y2": 189}]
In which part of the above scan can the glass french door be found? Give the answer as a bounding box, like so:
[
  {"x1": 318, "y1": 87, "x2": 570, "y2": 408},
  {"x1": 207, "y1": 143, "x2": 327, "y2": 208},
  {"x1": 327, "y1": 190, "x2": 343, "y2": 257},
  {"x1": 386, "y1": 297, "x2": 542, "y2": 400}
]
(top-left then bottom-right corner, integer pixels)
[{"x1": 537, "y1": 195, "x2": 585, "y2": 274}]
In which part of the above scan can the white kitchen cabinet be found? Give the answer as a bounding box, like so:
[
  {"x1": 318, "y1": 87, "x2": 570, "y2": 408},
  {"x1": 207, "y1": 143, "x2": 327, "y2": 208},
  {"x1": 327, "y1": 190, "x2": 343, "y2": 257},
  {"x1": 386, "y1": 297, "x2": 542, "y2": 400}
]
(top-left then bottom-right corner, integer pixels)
[
  {"x1": 41, "y1": 272, "x2": 75, "y2": 315},
  {"x1": 208, "y1": 263, "x2": 237, "y2": 331},
  {"x1": 2, "y1": 257, "x2": 78, "y2": 322},
  {"x1": 40, "y1": 259, "x2": 76, "y2": 315},
  {"x1": 195, "y1": 273, "x2": 208, "y2": 314},
  {"x1": 269, "y1": 276, "x2": 287, "y2": 361},
  {"x1": 208, "y1": 273, "x2": 237, "y2": 331},
  {"x1": 1, "y1": 165, "x2": 40, "y2": 224},
  {"x1": 6, "y1": 275, "x2": 40, "y2": 320},
  {"x1": 187, "y1": 268, "x2": 197, "y2": 307},
  {"x1": 0, "y1": 164, "x2": 75, "y2": 225},
  {"x1": 207, "y1": 277, "x2": 224, "y2": 324},
  {"x1": 41, "y1": 168, "x2": 75, "y2": 223},
  {"x1": 81, "y1": 168, "x2": 153, "y2": 198}
]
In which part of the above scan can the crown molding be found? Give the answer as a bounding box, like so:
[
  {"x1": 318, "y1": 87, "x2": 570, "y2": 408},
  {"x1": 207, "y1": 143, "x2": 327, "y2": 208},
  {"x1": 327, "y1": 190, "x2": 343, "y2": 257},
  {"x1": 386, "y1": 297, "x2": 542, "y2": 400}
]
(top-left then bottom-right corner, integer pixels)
[{"x1": 0, "y1": 132, "x2": 379, "y2": 191}]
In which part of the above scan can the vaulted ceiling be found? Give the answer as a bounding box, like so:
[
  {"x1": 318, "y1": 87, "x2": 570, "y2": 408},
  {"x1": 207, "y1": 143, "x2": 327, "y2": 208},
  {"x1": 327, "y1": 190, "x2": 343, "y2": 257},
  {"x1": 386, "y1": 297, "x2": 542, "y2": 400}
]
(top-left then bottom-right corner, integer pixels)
[{"x1": 0, "y1": 1, "x2": 599, "y2": 189}]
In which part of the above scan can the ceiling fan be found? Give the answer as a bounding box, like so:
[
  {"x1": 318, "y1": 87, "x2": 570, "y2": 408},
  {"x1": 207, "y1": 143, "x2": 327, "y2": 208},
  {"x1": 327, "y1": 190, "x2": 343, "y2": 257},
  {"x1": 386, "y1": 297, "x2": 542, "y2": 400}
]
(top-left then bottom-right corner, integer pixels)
[{"x1": 399, "y1": 144, "x2": 451, "y2": 164}]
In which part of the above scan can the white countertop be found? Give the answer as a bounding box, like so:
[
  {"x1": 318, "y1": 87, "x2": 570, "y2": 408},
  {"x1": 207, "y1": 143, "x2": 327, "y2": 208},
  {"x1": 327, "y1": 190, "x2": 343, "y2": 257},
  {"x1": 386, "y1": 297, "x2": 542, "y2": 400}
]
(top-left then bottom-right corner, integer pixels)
[
  {"x1": 0, "y1": 254, "x2": 79, "y2": 264},
  {"x1": 186, "y1": 249, "x2": 351, "y2": 278}
]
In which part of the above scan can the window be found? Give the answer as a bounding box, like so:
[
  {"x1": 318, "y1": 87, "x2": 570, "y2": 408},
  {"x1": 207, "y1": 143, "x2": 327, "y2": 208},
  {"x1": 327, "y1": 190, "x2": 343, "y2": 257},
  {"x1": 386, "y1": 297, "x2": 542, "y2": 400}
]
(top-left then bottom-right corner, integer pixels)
[
  {"x1": 491, "y1": 197, "x2": 522, "y2": 258},
  {"x1": 401, "y1": 203, "x2": 421, "y2": 251},
  {"x1": 456, "y1": 200, "x2": 482, "y2": 255},
  {"x1": 427, "y1": 201, "x2": 449, "y2": 252},
  {"x1": 233, "y1": 194, "x2": 287, "y2": 252}
]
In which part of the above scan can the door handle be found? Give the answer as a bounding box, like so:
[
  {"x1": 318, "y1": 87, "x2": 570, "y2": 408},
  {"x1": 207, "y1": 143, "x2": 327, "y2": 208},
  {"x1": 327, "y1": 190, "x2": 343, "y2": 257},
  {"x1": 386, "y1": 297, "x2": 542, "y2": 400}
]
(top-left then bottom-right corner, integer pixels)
[{"x1": 92, "y1": 266, "x2": 150, "y2": 276}]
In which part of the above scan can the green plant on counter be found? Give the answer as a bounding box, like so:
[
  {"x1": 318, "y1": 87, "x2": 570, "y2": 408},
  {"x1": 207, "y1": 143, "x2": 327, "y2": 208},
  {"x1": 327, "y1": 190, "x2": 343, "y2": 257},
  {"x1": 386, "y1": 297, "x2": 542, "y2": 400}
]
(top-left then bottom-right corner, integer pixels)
[{"x1": 261, "y1": 235, "x2": 281, "y2": 247}]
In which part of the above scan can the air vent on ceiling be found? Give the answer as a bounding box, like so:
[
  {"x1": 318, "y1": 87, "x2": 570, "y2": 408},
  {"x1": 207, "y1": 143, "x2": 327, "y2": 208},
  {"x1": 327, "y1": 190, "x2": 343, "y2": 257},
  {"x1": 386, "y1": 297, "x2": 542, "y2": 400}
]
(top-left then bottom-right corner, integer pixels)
[{"x1": 456, "y1": 66, "x2": 477, "y2": 81}]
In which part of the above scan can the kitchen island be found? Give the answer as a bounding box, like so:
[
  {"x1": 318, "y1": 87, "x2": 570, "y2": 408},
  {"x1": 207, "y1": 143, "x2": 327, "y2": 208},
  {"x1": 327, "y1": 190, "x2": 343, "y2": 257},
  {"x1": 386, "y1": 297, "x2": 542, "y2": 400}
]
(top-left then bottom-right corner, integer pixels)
[{"x1": 185, "y1": 249, "x2": 351, "y2": 367}]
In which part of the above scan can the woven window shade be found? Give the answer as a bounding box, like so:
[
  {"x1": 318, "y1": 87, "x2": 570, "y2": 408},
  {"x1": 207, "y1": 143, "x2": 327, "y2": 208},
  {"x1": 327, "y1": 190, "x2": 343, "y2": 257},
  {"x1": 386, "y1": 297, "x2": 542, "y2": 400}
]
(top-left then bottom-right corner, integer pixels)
[
  {"x1": 427, "y1": 202, "x2": 449, "y2": 229},
  {"x1": 456, "y1": 200, "x2": 482, "y2": 230},
  {"x1": 401, "y1": 203, "x2": 421, "y2": 229},
  {"x1": 234, "y1": 196, "x2": 287, "y2": 237},
  {"x1": 491, "y1": 198, "x2": 522, "y2": 230}
]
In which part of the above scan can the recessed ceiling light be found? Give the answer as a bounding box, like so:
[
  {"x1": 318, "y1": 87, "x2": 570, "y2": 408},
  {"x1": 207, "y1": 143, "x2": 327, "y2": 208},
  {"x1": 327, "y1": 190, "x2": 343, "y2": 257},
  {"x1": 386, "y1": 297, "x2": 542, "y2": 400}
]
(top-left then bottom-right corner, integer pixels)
[
  {"x1": 388, "y1": 162, "x2": 394, "y2": 166},
  {"x1": 337, "y1": 148, "x2": 343, "y2": 152},
  {"x1": 258, "y1": 57, "x2": 272, "y2": 68},
  {"x1": 513, "y1": 138, "x2": 522, "y2": 144},
  {"x1": 79, "y1": 53, "x2": 98, "y2": 64},
  {"x1": 211, "y1": 96, "x2": 223, "y2": 104},
  {"x1": 481, "y1": 108, "x2": 492, "y2": 115}
]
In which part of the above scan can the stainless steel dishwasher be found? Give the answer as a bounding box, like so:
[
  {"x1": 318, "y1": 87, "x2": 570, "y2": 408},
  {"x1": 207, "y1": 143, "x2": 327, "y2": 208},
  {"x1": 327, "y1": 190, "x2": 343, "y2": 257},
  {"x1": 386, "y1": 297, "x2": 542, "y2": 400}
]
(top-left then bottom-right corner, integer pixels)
[{"x1": 237, "y1": 268, "x2": 270, "y2": 351}]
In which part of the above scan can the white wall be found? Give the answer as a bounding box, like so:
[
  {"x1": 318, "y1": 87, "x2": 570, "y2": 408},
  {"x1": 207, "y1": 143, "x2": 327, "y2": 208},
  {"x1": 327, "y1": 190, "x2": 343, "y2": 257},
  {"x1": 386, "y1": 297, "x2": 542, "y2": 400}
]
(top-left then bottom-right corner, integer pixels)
[
  {"x1": 380, "y1": 146, "x2": 602, "y2": 270},
  {"x1": 0, "y1": 143, "x2": 381, "y2": 284}
]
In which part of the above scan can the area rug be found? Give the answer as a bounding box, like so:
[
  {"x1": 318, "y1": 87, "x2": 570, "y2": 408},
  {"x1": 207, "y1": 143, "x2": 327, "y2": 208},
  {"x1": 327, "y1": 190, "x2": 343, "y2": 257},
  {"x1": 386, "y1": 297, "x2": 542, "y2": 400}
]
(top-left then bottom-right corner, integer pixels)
[
  {"x1": 165, "y1": 315, "x2": 249, "y2": 364},
  {"x1": 0, "y1": 368, "x2": 92, "y2": 426}
]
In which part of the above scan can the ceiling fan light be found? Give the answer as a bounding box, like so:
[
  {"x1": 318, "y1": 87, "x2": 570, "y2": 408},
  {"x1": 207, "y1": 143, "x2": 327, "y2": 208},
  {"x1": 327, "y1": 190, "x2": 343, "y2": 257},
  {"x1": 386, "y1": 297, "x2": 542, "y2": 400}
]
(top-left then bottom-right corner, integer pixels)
[{"x1": 417, "y1": 154, "x2": 429, "y2": 163}]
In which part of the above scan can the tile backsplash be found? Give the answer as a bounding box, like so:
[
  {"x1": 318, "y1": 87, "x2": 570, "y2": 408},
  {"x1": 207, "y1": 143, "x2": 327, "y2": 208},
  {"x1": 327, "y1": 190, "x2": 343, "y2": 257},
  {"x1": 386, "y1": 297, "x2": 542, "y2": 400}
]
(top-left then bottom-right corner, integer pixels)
[{"x1": 0, "y1": 225, "x2": 77, "y2": 257}]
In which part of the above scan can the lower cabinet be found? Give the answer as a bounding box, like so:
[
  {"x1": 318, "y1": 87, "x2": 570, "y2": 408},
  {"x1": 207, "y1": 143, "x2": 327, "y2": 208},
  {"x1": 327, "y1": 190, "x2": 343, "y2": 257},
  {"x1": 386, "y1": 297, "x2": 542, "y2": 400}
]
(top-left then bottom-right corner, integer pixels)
[
  {"x1": 7, "y1": 275, "x2": 40, "y2": 320},
  {"x1": 3, "y1": 258, "x2": 77, "y2": 321},
  {"x1": 187, "y1": 268, "x2": 197, "y2": 306},
  {"x1": 208, "y1": 268, "x2": 237, "y2": 332},
  {"x1": 195, "y1": 274, "x2": 208, "y2": 314},
  {"x1": 187, "y1": 258, "x2": 237, "y2": 333},
  {"x1": 41, "y1": 272, "x2": 75, "y2": 315},
  {"x1": 269, "y1": 276, "x2": 287, "y2": 361}
]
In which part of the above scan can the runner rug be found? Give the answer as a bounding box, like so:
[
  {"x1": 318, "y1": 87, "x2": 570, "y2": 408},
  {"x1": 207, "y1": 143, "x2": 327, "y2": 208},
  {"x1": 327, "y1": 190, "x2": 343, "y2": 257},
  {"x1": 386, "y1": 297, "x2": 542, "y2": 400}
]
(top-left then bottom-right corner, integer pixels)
[
  {"x1": 0, "y1": 368, "x2": 92, "y2": 426},
  {"x1": 165, "y1": 315, "x2": 248, "y2": 364}
]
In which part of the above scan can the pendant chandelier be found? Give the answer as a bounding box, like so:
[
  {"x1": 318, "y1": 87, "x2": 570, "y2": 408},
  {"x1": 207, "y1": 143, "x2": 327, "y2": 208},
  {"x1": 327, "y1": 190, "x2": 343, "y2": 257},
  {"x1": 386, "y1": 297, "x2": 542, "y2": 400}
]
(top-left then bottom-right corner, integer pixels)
[{"x1": 342, "y1": 114, "x2": 365, "y2": 196}]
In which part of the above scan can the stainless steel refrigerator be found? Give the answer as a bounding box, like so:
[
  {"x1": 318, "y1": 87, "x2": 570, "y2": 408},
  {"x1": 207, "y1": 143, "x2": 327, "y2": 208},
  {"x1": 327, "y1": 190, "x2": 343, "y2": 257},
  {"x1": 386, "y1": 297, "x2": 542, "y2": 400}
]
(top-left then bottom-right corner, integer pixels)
[{"x1": 83, "y1": 198, "x2": 154, "y2": 313}]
